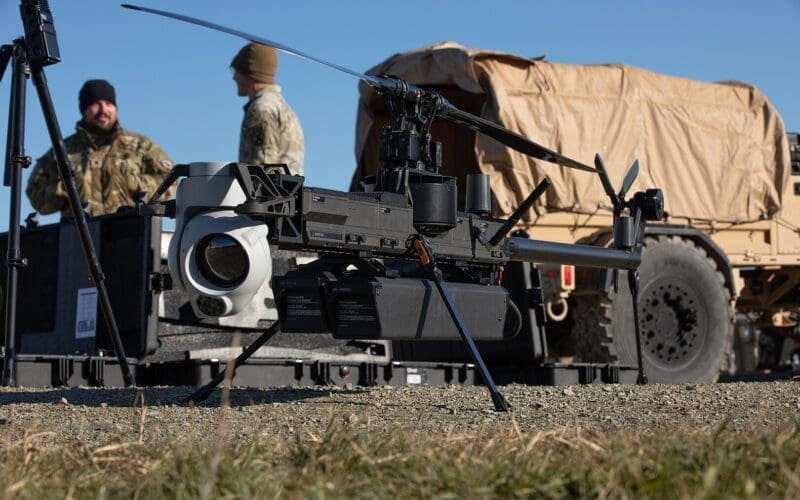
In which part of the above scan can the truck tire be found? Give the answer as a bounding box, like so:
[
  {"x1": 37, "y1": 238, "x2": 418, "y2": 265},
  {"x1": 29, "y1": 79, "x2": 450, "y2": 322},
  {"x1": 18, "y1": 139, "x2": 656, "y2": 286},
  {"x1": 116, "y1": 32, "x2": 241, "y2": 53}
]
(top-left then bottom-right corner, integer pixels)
[{"x1": 573, "y1": 236, "x2": 733, "y2": 383}]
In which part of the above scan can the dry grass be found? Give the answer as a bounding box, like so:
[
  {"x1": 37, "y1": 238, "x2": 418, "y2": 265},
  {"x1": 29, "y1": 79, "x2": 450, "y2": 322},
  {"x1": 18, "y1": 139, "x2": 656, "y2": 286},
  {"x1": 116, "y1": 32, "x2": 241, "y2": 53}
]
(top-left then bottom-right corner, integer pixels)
[{"x1": 0, "y1": 413, "x2": 798, "y2": 499}]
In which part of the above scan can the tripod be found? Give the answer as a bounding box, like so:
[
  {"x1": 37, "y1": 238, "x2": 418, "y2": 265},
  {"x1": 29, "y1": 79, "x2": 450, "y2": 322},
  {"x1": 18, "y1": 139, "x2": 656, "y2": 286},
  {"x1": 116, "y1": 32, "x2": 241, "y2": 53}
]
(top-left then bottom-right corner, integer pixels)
[{"x1": 1, "y1": 1, "x2": 134, "y2": 387}]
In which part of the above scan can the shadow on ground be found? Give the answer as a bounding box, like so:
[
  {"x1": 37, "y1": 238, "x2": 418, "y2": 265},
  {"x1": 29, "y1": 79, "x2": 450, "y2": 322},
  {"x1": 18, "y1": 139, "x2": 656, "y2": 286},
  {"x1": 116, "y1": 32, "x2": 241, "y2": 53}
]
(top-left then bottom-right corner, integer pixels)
[{"x1": 0, "y1": 385, "x2": 363, "y2": 408}]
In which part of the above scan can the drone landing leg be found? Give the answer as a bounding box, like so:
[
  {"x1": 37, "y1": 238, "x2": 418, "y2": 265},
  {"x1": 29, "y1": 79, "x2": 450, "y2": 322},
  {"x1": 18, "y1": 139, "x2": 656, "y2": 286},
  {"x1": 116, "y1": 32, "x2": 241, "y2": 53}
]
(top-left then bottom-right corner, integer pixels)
[
  {"x1": 411, "y1": 236, "x2": 510, "y2": 412},
  {"x1": 628, "y1": 269, "x2": 648, "y2": 384},
  {"x1": 187, "y1": 320, "x2": 282, "y2": 404}
]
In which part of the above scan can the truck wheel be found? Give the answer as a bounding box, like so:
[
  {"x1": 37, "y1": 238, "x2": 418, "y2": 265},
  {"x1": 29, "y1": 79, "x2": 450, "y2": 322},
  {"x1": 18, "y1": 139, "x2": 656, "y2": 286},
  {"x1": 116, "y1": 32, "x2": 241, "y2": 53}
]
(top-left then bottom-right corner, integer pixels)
[{"x1": 574, "y1": 236, "x2": 733, "y2": 383}]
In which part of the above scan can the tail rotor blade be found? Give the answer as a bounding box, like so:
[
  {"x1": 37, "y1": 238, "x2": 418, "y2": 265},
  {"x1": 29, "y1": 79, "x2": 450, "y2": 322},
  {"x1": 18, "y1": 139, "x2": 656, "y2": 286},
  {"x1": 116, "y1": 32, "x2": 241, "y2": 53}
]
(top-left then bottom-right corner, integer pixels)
[
  {"x1": 594, "y1": 154, "x2": 619, "y2": 203},
  {"x1": 619, "y1": 159, "x2": 639, "y2": 199}
]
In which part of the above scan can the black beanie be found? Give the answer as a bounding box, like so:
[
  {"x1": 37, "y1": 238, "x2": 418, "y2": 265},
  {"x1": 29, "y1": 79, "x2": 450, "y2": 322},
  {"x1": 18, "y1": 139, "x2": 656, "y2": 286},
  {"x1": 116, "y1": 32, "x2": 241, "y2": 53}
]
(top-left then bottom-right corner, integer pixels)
[{"x1": 79, "y1": 79, "x2": 116, "y2": 113}]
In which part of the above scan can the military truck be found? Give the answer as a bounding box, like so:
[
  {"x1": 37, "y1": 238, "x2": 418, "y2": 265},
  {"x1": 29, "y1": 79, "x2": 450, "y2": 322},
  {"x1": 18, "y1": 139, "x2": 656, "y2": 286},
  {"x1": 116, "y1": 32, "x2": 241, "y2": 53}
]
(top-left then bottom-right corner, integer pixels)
[{"x1": 353, "y1": 42, "x2": 800, "y2": 383}]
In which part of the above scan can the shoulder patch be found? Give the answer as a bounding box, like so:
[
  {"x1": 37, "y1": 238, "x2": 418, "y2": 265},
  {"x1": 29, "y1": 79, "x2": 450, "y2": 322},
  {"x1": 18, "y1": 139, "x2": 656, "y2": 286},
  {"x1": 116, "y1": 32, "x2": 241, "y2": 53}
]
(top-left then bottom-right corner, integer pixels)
[{"x1": 246, "y1": 125, "x2": 266, "y2": 147}]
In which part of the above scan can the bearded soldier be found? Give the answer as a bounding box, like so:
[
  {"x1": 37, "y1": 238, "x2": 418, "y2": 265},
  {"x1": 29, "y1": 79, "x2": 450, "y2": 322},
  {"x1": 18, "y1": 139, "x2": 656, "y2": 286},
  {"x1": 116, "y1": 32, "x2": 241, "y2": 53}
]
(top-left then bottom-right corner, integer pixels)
[
  {"x1": 26, "y1": 79, "x2": 174, "y2": 217},
  {"x1": 231, "y1": 42, "x2": 305, "y2": 175}
]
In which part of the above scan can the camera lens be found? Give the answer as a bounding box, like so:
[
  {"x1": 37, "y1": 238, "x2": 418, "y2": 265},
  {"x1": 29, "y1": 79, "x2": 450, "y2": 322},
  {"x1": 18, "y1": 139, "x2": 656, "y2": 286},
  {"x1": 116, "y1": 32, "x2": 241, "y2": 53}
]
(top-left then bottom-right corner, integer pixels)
[{"x1": 196, "y1": 234, "x2": 249, "y2": 287}]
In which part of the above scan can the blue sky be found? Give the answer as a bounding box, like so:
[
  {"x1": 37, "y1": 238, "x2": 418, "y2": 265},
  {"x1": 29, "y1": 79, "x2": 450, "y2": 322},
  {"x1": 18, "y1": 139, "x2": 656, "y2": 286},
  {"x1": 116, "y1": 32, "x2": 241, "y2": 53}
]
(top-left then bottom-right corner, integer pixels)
[{"x1": 0, "y1": 1, "x2": 798, "y2": 230}]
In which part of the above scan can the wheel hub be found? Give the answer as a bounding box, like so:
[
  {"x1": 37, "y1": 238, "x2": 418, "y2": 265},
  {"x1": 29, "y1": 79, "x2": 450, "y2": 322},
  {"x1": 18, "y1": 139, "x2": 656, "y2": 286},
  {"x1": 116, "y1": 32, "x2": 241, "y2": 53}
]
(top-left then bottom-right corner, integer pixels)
[
  {"x1": 654, "y1": 308, "x2": 678, "y2": 337},
  {"x1": 640, "y1": 279, "x2": 705, "y2": 368}
]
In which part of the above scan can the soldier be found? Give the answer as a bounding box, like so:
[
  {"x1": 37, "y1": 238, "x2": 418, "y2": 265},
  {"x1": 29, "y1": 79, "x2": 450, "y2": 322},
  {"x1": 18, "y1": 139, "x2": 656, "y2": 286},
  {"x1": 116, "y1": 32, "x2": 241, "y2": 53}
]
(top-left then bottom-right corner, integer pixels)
[
  {"x1": 231, "y1": 42, "x2": 305, "y2": 175},
  {"x1": 26, "y1": 79, "x2": 174, "y2": 217}
]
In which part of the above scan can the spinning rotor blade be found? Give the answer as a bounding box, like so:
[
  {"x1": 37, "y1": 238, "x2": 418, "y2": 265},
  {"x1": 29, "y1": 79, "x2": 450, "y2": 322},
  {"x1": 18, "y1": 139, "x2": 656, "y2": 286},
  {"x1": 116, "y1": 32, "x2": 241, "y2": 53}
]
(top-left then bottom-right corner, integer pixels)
[
  {"x1": 119, "y1": 7, "x2": 436, "y2": 103},
  {"x1": 122, "y1": 4, "x2": 597, "y2": 174},
  {"x1": 121, "y1": 4, "x2": 377, "y2": 85}
]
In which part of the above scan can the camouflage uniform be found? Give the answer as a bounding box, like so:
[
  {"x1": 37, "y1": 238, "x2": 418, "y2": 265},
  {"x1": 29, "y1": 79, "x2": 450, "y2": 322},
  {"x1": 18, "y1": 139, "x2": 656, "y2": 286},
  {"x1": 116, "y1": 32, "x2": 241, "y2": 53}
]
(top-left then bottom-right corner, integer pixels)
[
  {"x1": 239, "y1": 84, "x2": 305, "y2": 175},
  {"x1": 26, "y1": 121, "x2": 174, "y2": 217}
]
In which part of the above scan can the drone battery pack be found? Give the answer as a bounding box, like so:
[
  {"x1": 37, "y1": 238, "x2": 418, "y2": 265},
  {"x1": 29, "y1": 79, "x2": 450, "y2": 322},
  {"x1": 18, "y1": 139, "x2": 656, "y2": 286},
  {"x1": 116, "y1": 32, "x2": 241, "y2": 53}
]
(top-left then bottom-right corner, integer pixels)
[
  {"x1": 326, "y1": 277, "x2": 509, "y2": 341},
  {"x1": 271, "y1": 274, "x2": 330, "y2": 332}
]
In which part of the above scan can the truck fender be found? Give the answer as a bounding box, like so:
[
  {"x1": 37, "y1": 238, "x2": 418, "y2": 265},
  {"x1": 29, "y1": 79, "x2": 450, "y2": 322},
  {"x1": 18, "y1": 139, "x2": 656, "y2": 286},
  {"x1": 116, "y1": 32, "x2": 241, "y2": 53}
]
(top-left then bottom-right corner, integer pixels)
[{"x1": 594, "y1": 224, "x2": 737, "y2": 299}]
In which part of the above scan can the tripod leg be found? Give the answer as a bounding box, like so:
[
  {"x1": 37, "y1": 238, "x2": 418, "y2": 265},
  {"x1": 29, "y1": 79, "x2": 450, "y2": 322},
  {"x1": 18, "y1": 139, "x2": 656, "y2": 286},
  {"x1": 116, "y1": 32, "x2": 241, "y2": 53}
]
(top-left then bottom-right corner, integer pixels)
[
  {"x1": 411, "y1": 237, "x2": 510, "y2": 412},
  {"x1": 188, "y1": 321, "x2": 282, "y2": 404},
  {"x1": 628, "y1": 269, "x2": 648, "y2": 384},
  {"x1": 1, "y1": 43, "x2": 28, "y2": 387},
  {"x1": 27, "y1": 64, "x2": 135, "y2": 387}
]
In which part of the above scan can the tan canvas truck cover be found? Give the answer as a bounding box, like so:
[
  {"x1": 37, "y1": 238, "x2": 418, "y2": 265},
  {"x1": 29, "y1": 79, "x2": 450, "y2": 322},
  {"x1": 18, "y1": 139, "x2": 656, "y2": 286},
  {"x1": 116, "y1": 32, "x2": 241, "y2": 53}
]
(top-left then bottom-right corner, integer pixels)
[{"x1": 353, "y1": 42, "x2": 791, "y2": 224}]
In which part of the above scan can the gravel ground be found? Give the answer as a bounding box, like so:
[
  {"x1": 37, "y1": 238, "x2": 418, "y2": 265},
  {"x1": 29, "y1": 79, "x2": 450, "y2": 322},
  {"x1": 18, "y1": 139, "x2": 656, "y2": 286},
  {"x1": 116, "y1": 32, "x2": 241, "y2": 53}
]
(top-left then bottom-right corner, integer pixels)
[{"x1": 1, "y1": 380, "x2": 799, "y2": 446}]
